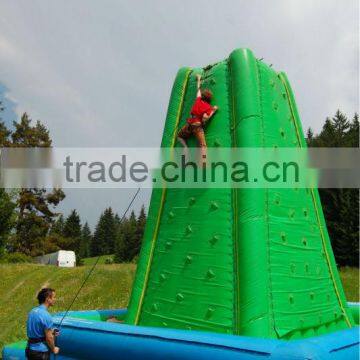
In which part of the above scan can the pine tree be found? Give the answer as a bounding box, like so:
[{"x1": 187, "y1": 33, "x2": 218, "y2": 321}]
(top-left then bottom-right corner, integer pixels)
[
  {"x1": 123, "y1": 211, "x2": 138, "y2": 261},
  {"x1": 63, "y1": 210, "x2": 82, "y2": 263},
  {"x1": 317, "y1": 117, "x2": 337, "y2": 146},
  {"x1": 50, "y1": 215, "x2": 65, "y2": 235},
  {"x1": 114, "y1": 213, "x2": 121, "y2": 227},
  {"x1": 0, "y1": 189, "x2": 16, "y2": 256},
  {"x1": 63, "y1": 210, "x2": 81, "y2": 241},
  {"x1": 0, "y1": 122, "x2": 11, "y2": 146},
  {"x1": 0, "y1": 101, "x2": 10, "y2": 146},
  {"x1": 114, "y1": 207, "x2": 147, "y2": 263},
  {"x1": 133, "y1": 206, "x2": 146, "y2": 261},
  {"x1": 91, "y1": 213, "x2": 103, "y2": 256},
  {"x1": 114, "y1": 211, "x2": 138, "y2": 263},
  {"x1": 91, "y1": 208, "x2": 116, "y2": 256},
  {"x1": 79, "y1": 222, "x2": 92, "y2": 259},
  {"x1": 42, "y1": 214, "x2": 67, "y2": 255},
  {"x1": 346, "y1": 113, "x2": 359, "y2": 147},
  {"x1": 8, "y1": 113, "x2": 65, "y2": 256},
  {"x1": 332, "y1": 110, "x2": 350, "y2": 143},
  {"x1": 13, "y1": 188, "x2": 65, "y2": 256},
  {"x1": 310, "y1": 111, "x2": 359, "y2": 267},
  {"x1": 113, "y1": 214, "x2": 126, "y2": 263},
  {"x1": 306, "y1": 127, "x2": 314, "y2": 146},
  {"x1": 11, "y1": 113, "x2": 52, "y2": 147}
]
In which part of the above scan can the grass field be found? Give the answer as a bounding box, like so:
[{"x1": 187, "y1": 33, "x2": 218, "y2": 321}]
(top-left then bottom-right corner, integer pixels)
[
  {"x1": 82, "y1": 255, "x2": 115, "y2": 265},
  {"x1": 0, "y1": 263, "x2": 136, "y2": 354},
  {"x1": 0, "y1": 264, "x2": 358, "y2": 355}
]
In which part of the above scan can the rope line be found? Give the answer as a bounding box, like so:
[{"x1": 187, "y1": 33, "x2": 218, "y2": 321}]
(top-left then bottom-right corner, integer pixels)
[{"x1": 57, "y1": 187, "x2": 141, "y2": 330}]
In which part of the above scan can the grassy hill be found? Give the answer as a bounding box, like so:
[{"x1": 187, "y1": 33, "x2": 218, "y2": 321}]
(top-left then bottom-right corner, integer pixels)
[
  {"x1": 0, "y1": 263, "x2": 136, "y2": 354},
  {"x1": 0, "y1": 264, "x2": 358, "y2": 354}
]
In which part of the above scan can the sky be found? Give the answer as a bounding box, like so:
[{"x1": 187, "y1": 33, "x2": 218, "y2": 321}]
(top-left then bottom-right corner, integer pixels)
[{"x1": 0, "y1": 0, "x2": 358, "y2": 227}]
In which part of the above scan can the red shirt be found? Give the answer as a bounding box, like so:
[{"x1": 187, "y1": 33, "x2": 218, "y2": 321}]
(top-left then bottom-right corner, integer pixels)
[{"x1": 187, "y1": 96, "x2": 214, "y2": 125}]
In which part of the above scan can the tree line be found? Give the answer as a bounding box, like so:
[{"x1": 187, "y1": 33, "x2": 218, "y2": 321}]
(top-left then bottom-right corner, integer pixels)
[
  {"x1": 0, "y1": 104, "x2": 145, "y2": 264},
  {"x1": 46, "y1": 206, "x2": 146, "y2": 264},
  {"x1": 306, "y1": 111, "x2": 359, "y2": 267}
]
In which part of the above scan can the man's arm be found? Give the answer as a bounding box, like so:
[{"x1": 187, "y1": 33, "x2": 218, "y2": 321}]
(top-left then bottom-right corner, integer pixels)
[
  {"x1": 196, "y1": 74, "x2": 202, "y2": 98},
  {"x1": 45, "y1": 329, "x2": 59, "y2": 354}
]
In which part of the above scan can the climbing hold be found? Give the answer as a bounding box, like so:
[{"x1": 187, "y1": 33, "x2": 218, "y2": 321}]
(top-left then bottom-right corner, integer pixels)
[
  {"x1": 210, "y1": 79, "x2": 216, "y2": 85},
  {"x1": 302, "y1": 237, "x2": 307, "y2": 246},
  {"x1": 168, "y1": 211, "x2": 175, "y2": 219},
  {"x1": 270, "y1": 79, "x2": 275, "y2": 87},
  {"x1": 213, "y1": 139, "x2": 221, "y2": 147},
  {"x1": 210, "y1": 234, "x2": 219, "y2": 245},
  {"x1": 310, "y1": 292, "x2": 315, "y2": 301},
  {"x1": 290, "y1": 263, "x2": 296, "y2": 273},
  {"x1": 162, "y1": 322, "x2": 168, "y2": 327},
  {"x1": 303, "y1": 208, "x2": 308, "y2": 217},
  {"x1": 210, "y1": 201, "x2": 219, "y2": 211},
  {"x1": 206, "y1": 307, "x2": 215, "y2": 319},
  {"x1": 159, "y1": 273, "x2": 166, "y2": 282},
  {"x1": 280, "y1": 129, "x2": 285, "y2": 137},
  {"x1": 189, "y1": 197, "x2": 196, "y2": 206},
  {"x1": 176, "y1": 293, "x2": 184, "y2": 302},
  {"x1": 289, "y1": 294, "x2": 294, "y2": 304},
  {"x1": 305, "y1": 263, "x2": 309, "y2": 273},
  {"x1": 207, "y1": 269, "x2": 215, "y2": 278},
  {"x1": 152, "y1": 303, "x2": 159, "y2": 312},
  {"x1": 273, "y1": 102, "x2": 279, "y2": 110},
  {"x1": 165, "y1": 241, "x2": 172, "y2": 249},
  {"x1": 185, "y1": 255, "x2": 193, "y2": 264},
  {"x1": 185, "y1": 225, "x2": 193, "y2": 234},
  {"x1": 282, "y1": 92, "x2": 287, "y2": 99},
  {"x1": 280, "y1": 232, "x2": 286, "y2": 243},
  {"x1": 289, "y1": 209, "x2": 295, "y2": 219}
]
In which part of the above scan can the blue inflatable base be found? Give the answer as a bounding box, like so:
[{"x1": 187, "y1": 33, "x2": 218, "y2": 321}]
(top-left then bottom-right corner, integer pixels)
[{"x1": 3, "y1": 308, "x2": 359, "y2": 360}]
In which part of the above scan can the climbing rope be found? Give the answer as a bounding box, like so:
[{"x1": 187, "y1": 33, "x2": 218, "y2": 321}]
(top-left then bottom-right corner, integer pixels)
[{"x1": 54, "y1": 187, "x2": 141, "y2": 354}]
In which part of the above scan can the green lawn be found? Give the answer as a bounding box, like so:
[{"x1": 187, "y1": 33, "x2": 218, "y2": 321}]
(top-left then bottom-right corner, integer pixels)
[
  {"x1": 82, "y1": 255, "x2": 115, "y2": 265},
  {"x1": 0, "y1": 264, "x2": 358, "y2": 355},
  {"x1": 338, "y1": 266, "x2": 359, "y2": 303},
  {"x1": 0, "y1": 263, "x2": 136, "y2": 354}
]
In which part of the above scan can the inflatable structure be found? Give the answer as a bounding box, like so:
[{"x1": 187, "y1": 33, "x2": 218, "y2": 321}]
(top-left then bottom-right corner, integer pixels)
[{"x1": 3, "y1": 48, "x2": 359, "y2": 359}]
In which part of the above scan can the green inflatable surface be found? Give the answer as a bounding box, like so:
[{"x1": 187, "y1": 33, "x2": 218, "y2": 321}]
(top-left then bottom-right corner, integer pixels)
[{"x1": 124, "y1": 49, "x2": 355, "y2": 339}]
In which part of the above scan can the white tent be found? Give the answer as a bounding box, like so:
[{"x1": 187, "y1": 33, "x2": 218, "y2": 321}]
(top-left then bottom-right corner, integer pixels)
[{"x1": 34, "y1": 250, "x2": 76, "y2": 267}]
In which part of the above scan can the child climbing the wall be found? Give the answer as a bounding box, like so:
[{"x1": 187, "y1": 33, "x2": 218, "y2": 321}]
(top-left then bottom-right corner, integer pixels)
[{"x1": 177, "y1": 73, "x2": 218, "y2": 162}]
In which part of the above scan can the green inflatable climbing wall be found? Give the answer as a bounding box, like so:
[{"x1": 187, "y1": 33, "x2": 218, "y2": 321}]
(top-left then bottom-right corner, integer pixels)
[{"x1": 124, "y1": 48, "x2": 355, "y2": 339}]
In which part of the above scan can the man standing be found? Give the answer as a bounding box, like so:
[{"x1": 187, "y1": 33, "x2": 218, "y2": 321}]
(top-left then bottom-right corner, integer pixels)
[{"x1": 26, "y1": 288, "x2": 60, "y2": 359}]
